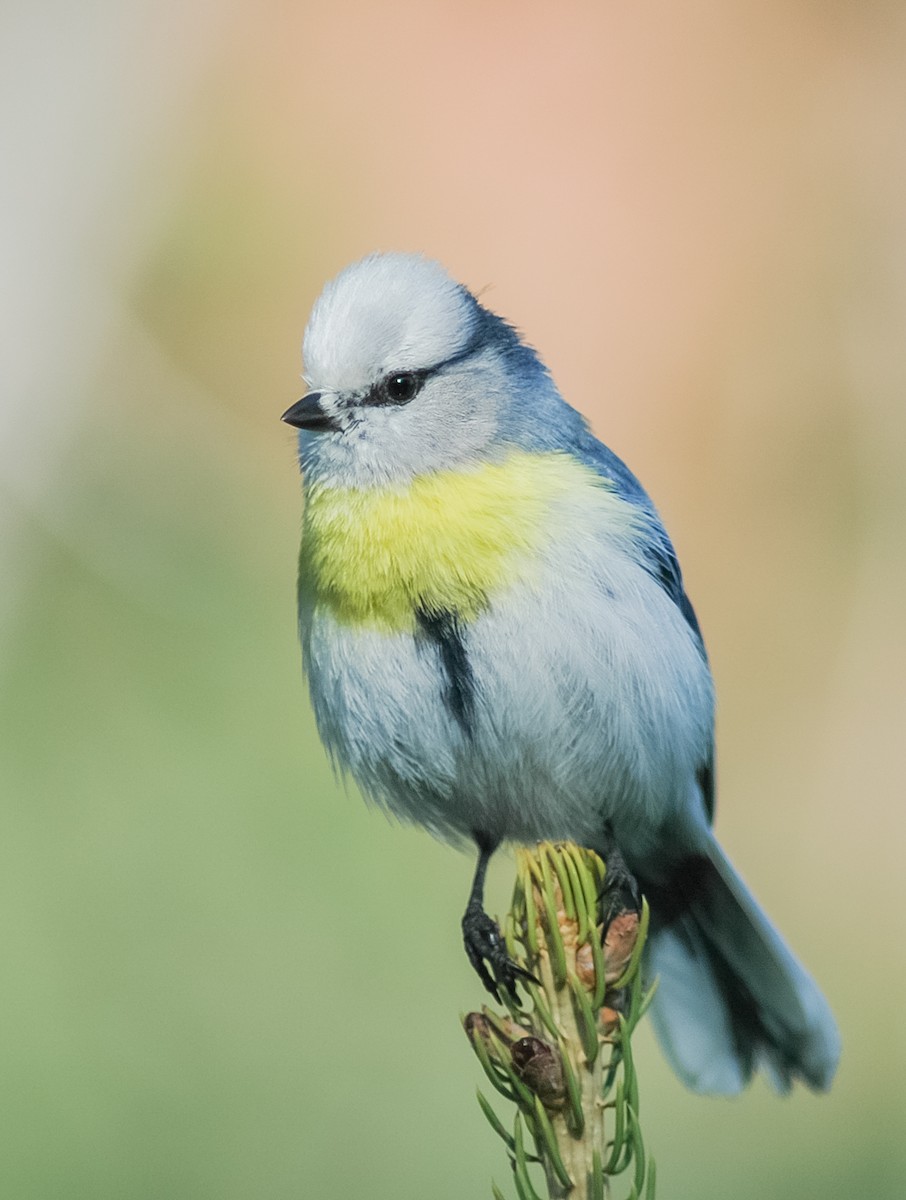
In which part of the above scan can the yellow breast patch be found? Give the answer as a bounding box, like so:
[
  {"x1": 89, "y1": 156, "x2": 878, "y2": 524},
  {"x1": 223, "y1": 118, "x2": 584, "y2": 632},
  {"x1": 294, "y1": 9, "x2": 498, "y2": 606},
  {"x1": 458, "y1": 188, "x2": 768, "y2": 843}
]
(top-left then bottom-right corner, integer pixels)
[{"x1": 300, "y1": 451, "x2": 609, "y2": 632}]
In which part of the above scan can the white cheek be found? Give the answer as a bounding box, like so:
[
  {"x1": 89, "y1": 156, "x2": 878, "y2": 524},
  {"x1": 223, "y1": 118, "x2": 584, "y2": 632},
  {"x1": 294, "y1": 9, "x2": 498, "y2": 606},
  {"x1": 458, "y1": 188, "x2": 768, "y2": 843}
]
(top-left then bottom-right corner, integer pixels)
[{"x1": 300, "y1": 393, "x2": 498, "y2": 487}]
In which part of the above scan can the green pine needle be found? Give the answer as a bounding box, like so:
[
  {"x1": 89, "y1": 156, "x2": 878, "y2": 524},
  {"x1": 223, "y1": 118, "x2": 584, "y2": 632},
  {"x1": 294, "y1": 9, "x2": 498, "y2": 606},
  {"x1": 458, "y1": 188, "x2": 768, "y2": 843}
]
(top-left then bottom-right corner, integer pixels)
[{"x1": 464, "y1": 842, "x2": 657, "y2": 1199}]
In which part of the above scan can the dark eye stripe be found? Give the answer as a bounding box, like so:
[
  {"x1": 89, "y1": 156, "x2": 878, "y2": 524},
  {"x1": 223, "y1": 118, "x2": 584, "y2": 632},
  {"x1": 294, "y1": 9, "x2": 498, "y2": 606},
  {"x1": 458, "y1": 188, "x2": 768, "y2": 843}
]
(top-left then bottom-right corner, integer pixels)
[
  {"x1": 363, "y1": 370, "x2": 428, "y2": 408},
  {"x1": 359, "y1": 335, "x2": 484, "y2": 410}
]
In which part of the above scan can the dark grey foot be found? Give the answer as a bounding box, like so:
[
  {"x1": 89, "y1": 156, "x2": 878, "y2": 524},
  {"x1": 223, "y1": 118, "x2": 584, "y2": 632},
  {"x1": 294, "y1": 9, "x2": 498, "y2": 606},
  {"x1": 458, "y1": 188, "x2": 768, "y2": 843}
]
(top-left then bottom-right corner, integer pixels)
[
  {"x1": 599, "y1": 848, "x2": 642, "y2": 930},
  {"x1": 462, "y1": 901, "x2": 537, "y2": 1002}
]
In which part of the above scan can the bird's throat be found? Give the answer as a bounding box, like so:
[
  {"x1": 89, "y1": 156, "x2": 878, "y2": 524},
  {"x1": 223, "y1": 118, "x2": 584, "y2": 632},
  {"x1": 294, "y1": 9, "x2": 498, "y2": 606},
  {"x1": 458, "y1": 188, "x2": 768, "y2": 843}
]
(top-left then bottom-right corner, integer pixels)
[{"x1": 299, "y1": 451, "x2": 601, "y2": 632}]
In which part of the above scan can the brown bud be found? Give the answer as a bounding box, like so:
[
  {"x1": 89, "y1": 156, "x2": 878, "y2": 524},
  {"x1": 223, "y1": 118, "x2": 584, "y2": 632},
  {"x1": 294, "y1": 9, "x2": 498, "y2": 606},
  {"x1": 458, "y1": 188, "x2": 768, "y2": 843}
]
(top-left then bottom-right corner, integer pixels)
[
  {"x1": 575, "y1": 939, "x2": 597, "y2": 990},
  {"x1": 463, "y1": 1012, "x2": 494, "y2": 1054},
  {"x1": 575, "y1": 911, "x2": 640, "y2": 995},
  {"x1": 510, "y1": 1036, "x2": 567, "y2": 1109},
  {"x1": 604, "y1": 911, "x2": 640, "y2": 985},
  {"x1": 600, "y1": 1005, "x2": 620, "y2": 1034},
  {"x1": 600, "y1": 985, "x2": 629, "y2": 1034}
]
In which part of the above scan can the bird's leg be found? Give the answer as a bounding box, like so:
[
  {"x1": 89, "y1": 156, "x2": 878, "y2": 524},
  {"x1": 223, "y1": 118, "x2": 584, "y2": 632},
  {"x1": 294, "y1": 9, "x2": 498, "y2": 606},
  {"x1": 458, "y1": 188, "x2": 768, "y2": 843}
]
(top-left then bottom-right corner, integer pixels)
[
  {"x1": 598, "y1": 823, "x2": 642, "y2": 929},
  {"x1": 462, "y1": 833, "x2": 536, "y2": 1001}
]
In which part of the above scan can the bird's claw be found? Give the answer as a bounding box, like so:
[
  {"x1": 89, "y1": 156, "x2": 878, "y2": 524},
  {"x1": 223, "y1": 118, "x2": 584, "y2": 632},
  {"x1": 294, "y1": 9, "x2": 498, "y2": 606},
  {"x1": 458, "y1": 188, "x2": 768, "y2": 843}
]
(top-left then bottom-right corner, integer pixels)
[
  {"x1": 462, "y1": 901, "x2": 537, "y2": 1001},
  {"x1": 599, "y1": 859, "x2": 642, "y2": 933}
]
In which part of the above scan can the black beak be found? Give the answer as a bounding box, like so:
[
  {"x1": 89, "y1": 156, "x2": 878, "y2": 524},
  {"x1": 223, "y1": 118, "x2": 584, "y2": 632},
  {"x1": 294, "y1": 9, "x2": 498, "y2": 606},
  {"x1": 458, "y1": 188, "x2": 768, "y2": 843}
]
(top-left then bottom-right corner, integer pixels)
[{"x1": 281, "y1": 392, "x2": 340, "y2": 432}]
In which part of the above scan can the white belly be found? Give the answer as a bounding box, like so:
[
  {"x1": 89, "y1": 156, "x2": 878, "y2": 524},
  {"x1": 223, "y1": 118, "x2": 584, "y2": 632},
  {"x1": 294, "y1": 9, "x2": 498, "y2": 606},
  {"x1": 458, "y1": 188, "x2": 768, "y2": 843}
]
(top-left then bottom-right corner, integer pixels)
[{"x1": 302, "y1": 534, "x2": 715, "y2": 860}]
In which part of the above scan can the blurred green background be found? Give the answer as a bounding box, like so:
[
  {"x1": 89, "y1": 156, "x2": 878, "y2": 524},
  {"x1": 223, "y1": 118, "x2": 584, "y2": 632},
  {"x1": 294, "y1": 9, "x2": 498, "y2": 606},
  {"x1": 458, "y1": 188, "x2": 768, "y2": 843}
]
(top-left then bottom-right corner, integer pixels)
[{"x1": 2, "y1": 2, "x2": 905, "y2": 1196}]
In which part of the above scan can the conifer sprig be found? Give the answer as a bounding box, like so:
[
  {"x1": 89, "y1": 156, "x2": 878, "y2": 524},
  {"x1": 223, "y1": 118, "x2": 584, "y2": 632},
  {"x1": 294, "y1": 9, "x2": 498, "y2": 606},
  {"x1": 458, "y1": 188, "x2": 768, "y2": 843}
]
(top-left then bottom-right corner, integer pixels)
[{"x1": 464, "y1": 842, "x2": 656, "y2": 1200}]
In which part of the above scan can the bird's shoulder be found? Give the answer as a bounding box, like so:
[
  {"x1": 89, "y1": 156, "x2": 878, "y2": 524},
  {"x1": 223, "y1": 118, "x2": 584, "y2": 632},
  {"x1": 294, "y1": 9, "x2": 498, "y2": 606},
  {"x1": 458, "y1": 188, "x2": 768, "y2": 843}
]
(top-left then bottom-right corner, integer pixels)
[{"x1": 530, "y1": 415, "x2": 707, "y2": 651}]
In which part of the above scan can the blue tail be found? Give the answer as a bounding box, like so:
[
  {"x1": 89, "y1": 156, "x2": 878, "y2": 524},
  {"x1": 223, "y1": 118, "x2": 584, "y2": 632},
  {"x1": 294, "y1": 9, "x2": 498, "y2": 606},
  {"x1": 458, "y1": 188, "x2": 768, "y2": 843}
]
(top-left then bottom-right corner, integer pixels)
[{"x1": 645, "y1": 836, "x2": 840, "y2": 1094}]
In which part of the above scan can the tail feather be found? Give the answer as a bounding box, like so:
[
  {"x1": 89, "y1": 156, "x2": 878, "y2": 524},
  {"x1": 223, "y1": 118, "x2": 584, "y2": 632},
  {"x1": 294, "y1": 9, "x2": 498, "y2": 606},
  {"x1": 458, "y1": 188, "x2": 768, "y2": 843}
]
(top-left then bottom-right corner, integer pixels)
[{"x1": 644, "y1": 837, "x2": 840, "y2": 1095}]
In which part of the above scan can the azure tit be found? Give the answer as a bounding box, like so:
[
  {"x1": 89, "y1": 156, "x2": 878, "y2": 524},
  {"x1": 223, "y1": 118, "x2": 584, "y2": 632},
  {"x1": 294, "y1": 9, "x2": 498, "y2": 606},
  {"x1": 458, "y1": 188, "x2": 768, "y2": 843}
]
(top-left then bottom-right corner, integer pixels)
[{"x1": 283, "y1": 253, "x2": 840, "y2": 1095}]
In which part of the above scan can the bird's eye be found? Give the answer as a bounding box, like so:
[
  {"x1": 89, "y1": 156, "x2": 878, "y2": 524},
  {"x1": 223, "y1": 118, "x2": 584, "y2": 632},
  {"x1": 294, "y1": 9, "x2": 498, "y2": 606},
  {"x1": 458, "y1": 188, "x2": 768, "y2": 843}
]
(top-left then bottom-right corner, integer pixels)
[{"x1": 382, "y1": 372, "x2": 423, "y2": 405}]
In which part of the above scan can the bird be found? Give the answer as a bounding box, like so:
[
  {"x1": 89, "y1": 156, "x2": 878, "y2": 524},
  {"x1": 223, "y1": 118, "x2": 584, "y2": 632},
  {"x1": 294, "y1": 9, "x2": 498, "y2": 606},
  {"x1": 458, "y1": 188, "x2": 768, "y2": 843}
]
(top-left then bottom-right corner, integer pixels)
[{"x1": 282, "y1": 251, "x2": 840, "y2": 1095}]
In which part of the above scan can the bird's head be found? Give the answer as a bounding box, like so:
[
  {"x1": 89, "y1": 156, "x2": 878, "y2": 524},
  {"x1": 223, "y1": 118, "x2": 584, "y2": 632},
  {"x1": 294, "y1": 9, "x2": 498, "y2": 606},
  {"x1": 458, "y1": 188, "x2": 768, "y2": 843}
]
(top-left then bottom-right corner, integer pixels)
[{"x1": 283, "y1": 253, "x2": 559, "y2": 487}]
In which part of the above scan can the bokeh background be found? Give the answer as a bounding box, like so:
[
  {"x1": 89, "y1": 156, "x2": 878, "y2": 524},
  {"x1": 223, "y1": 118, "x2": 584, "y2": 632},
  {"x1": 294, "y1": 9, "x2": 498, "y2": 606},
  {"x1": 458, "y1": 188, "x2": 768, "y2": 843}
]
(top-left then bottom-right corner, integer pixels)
[{"x1": 3, "y1": 2, "x2": 905, "y2": 1197}]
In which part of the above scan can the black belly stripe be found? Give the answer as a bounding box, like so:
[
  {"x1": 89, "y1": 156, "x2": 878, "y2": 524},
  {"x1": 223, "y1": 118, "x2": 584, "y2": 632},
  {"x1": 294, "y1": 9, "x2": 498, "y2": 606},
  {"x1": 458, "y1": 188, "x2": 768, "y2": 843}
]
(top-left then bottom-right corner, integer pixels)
[{"x1": 415, "y1": 607, "x2": 476, "y2": 737}]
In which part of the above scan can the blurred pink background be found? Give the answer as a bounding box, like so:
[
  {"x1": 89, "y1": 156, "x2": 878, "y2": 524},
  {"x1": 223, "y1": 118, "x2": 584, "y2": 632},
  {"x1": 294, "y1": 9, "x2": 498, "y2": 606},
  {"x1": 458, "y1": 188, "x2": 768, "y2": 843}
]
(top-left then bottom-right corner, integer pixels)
[{"x1": 3, "y1": 2, "x2": 905, "y2": 1197}]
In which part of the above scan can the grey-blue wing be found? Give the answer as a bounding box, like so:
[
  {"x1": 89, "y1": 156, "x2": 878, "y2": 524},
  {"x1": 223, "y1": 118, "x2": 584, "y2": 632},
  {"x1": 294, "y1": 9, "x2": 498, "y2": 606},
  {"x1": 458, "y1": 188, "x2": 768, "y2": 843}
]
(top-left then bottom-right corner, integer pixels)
[
  {"x1": 571, "y1": 431, "x2": 704, "y2": 641},
  {"x1": 571, "y1": 429, "x2": 716, "y2": 822}
]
